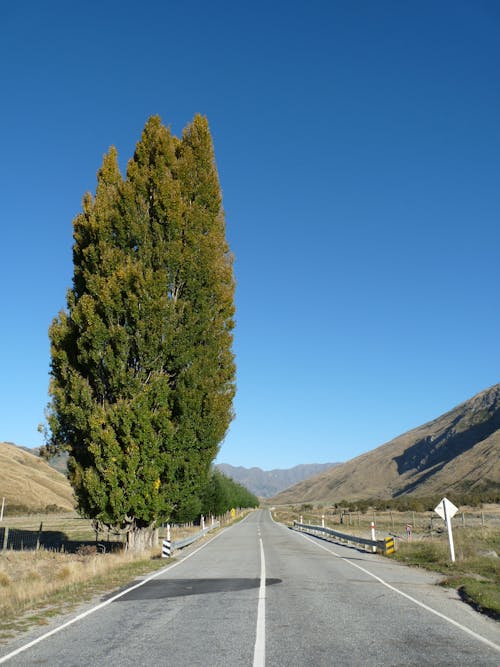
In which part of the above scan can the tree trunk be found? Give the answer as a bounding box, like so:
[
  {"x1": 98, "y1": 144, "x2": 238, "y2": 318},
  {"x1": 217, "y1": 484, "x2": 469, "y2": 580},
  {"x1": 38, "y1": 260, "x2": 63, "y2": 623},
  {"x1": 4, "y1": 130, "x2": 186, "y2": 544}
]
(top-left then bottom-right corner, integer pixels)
[{"x1": 126, "y1": 524, "x2": 159, "y2": 552}]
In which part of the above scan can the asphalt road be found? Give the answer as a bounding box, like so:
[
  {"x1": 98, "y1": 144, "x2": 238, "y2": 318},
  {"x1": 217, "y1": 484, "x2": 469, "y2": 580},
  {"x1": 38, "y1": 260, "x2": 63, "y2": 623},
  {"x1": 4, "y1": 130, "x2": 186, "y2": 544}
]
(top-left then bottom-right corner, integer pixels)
[{"x1": 1, "y1": 509, "x2": 499, "y2": 666}]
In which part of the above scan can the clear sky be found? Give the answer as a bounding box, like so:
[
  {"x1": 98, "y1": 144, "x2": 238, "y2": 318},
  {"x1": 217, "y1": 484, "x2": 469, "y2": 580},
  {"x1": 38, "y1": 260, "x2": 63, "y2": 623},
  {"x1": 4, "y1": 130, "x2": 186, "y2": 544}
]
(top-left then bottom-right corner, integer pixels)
[{"x1": 1, "y1": 1, "x2": 499, "y2": 470}]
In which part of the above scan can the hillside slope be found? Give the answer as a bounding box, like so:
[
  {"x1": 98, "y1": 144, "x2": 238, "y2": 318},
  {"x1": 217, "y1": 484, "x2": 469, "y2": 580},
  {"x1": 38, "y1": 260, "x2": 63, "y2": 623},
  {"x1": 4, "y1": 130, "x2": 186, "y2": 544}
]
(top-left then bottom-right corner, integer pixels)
[
  {"x1": 0, "y1": 442, "x2": 74, "y2": 512},
  {"x1": 272, "y1": 384, "x2": 500, "y2": 504},
  {"x1": 215, "y1": 462, "x2": 339, "y2": 497}
]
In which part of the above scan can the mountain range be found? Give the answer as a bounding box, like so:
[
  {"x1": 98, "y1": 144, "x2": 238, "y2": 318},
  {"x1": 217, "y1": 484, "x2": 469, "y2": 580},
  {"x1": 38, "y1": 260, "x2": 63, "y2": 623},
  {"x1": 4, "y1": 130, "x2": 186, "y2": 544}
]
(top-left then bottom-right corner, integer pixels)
[
  {"x1": 215, "y1": 462, "x2": 339, "y2": 497},
  {"x1": 271, "y1": 383, "x2": 500, "y2": 504}
]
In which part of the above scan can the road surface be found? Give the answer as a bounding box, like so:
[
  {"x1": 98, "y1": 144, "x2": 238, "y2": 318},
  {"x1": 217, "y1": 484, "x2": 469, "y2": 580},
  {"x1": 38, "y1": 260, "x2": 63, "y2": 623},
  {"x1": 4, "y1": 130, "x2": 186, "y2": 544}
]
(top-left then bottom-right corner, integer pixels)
[{"x1": 1, "y1": 509, "x2": 499, "y2": 665}]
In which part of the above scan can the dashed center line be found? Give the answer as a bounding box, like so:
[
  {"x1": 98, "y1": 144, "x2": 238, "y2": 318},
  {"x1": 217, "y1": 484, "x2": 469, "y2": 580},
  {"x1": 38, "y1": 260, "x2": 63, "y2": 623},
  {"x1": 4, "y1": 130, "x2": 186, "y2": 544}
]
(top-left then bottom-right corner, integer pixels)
[{"x1": 253, "y1": 535, "x2": 266, "y2": 667}]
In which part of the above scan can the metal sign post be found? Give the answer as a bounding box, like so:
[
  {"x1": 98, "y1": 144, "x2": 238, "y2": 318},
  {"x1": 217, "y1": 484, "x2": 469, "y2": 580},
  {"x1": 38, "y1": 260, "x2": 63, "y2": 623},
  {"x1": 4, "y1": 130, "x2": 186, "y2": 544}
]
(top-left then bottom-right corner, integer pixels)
[{"x1": 434, "y1": 497, "x2": 458, "y2": 562}]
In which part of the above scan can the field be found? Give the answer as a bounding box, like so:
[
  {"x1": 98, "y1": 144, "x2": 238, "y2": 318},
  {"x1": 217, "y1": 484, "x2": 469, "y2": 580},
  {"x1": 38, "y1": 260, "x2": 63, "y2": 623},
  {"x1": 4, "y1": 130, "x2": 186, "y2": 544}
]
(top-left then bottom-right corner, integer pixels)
[{"x1": 271, "y1": 505, "x2": 500, "y2": 620}]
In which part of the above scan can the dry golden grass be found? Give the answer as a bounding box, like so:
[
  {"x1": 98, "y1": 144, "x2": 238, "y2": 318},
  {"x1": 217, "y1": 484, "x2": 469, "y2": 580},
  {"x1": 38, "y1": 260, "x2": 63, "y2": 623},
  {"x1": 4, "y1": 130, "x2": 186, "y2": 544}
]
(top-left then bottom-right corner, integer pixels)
[
  {"x1": 0, "y1": 547, "x2": 166, "y2": 642},
  {"x1": 272, "y1": 506, "x2": 500, "y2": 537},
  {"x1": 0, "y1": 442, "x2": 74, "y2": 513}
]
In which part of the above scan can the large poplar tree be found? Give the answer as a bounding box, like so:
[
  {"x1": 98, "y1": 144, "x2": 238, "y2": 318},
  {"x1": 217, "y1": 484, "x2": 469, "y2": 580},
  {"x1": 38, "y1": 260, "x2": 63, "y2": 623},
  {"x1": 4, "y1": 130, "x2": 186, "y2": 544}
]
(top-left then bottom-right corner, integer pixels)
[{"x1": 47, "y1": 115, "x2": 235, "y2": 550}]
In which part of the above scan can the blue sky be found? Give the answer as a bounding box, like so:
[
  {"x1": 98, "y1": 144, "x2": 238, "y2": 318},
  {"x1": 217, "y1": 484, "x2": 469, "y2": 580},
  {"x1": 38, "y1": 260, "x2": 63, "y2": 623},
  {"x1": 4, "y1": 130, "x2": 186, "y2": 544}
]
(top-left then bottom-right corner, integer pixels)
[{"x1": 1, "y1": 1, "x2": 499, "y2": 470}]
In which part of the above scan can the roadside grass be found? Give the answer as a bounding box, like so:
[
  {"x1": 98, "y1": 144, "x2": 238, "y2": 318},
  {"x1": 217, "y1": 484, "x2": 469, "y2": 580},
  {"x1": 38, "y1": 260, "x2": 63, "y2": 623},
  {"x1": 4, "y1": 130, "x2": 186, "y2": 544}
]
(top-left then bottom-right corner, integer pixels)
[
  {"x1": 0, "y1": 515, "x2": 191, "y2": 644},
  {"x1": 0, "y1": 546, "x2": 168, "y2": 642},
  {"x1": 271, "y1": 506, "x2": 500, "y2": 620},
  {"x1": 393, "y1": 527, "x2": 500, "y2": 620}
]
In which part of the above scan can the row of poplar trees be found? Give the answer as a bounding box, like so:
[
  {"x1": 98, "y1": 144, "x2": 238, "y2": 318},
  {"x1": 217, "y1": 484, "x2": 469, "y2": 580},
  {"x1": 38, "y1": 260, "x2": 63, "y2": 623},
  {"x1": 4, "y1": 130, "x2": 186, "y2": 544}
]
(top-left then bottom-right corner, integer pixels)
[{"x1": 47, "y1": 115, "x2": 237, "y2": 551}]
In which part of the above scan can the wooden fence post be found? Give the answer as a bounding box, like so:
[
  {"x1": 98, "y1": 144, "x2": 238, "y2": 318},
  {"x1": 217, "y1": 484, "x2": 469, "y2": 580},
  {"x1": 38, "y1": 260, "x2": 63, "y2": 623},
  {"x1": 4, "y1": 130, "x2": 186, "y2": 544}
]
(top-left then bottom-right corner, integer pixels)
[
  {"x1": 36, "y1": 522, "x2": 43, "y2": 550},
  {"x1": 3, "y1": 527, "x2": 9, "y2": 551}
]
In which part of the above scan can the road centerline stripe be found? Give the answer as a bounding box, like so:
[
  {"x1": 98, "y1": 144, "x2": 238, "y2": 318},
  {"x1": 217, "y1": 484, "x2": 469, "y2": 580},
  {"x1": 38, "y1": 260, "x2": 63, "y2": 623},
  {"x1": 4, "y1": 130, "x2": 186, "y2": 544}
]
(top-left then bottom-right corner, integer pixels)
[{"x1": 253, "y1": 536, "x2": 266, "y2": 667}]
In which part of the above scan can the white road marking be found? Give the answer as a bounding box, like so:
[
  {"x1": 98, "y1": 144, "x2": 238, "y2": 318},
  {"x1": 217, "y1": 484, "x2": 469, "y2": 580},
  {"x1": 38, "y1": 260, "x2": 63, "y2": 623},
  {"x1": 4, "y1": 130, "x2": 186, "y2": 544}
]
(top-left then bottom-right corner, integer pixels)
[
  {"x1": 0, "y1": 518, "x2": 252, "y2": 665},
  {"x1": 297, "y1": 530, "x2": 500, "y2": 654},
  {"x1": 253, "y1": 536, "x2": 266, "y2": 667}
]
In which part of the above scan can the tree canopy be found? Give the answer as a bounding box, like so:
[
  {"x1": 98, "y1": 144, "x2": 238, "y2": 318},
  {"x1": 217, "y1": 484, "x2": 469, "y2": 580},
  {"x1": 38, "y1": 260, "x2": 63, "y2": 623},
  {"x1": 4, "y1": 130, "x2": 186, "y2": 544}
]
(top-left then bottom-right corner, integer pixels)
[{"x1": 47, "y1": 115, "x2": 235, "y2": 550}]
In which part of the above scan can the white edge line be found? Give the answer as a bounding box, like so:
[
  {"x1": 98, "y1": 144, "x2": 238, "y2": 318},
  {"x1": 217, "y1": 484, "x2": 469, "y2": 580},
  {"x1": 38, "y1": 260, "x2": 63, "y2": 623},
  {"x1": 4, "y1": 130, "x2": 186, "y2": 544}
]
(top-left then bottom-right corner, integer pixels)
[
  {"x1": 0, "y1": 517, "x2": 250, "y2": 665},
  {"x1": 295, "y1": 530, "x2": 500, "y2": 654},
  {"x1": 253, "y1": 536, "x2": 266, "y2": 667}
]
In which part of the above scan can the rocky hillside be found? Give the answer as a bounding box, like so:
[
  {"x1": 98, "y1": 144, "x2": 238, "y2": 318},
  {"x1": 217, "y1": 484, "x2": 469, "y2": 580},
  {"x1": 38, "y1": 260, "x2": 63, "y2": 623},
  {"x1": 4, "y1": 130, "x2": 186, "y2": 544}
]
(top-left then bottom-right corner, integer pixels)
[
  {"x1": 215, "y1": 462, "x2": 339, "y2": 497},
  {"x1": 271, "y1": 384, "x2": 500, "y2": 504},
  {"x1": 0, "y1": 442, "x2": 75, "y2": 513}
]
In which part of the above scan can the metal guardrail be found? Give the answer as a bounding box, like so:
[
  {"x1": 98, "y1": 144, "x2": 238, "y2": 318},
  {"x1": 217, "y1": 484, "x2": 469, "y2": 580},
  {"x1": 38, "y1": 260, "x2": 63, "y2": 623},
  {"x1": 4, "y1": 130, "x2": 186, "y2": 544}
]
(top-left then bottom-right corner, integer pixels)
[
  {"x1": 293, "y1": 521, "x2": 395, "y2": 555},
  {"x1": 170, "y1": 521, "x2": 220, "y2": 552}
]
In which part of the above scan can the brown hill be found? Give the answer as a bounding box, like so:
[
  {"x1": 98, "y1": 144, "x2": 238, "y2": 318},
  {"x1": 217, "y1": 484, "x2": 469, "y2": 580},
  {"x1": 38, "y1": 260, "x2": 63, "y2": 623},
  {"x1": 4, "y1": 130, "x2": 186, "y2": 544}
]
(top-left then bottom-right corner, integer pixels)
[
  {"x1": 272, "y1": 384, "x2": 500, "y2": 504},
  {"x1": 0, "y1": 442, "x2": 75, "y2": 513}
]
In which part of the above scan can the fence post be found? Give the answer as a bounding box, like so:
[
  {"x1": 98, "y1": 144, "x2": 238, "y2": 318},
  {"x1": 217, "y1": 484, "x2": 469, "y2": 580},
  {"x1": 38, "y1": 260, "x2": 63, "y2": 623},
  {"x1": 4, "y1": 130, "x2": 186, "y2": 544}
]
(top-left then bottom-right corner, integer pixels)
[
  {"x1": 36, "y1": 522, "x2": 43, "y2": 551},
  {"x1": 0, "y1": 497, "x2": 5, "y2": 522},
  {"x1": 3, "y1": 527, "x2": 9, "y2": 551}
]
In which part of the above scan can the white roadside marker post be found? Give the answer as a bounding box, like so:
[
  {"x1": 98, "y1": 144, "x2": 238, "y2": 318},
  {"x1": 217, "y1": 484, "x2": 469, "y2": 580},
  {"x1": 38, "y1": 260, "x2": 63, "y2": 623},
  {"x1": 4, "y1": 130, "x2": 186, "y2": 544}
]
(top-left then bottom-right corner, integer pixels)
[
  {"x1": 162, "y1": 524, "x2": 171, "y2": 558},
  {"x1": 434, "y1": 497, "x2": 458, "y2": 563},
  {"x1": 371, "y1": 521, "x2": 376, "y2": 552}
]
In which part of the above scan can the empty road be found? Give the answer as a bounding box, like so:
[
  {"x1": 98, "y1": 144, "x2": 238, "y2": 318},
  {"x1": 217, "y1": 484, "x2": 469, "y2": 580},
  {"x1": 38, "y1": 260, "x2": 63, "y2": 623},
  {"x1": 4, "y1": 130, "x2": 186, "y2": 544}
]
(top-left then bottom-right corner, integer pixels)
[{"x1": 1, "y1": 509, "x2": 499, "y2": 665}]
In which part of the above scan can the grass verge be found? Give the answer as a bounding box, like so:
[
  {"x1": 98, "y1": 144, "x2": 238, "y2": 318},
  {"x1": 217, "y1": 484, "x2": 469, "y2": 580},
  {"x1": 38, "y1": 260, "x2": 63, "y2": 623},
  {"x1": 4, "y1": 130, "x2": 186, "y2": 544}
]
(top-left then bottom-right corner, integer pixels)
[
  {"x1": 0, "y1": 548, "x2": 168, "y2": 643},
  {"x1": 391, "y1": 528, "x2": 500, "y2": 620}
]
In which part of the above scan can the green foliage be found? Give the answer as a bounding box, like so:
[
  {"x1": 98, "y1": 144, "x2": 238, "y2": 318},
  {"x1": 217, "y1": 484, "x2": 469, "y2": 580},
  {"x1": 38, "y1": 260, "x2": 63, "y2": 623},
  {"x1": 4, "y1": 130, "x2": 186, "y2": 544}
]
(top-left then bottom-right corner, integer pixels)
[
  {"x1": 47, "y1": 115, "x2": 235, "y2": 541},
  {"x1": 200, "y1": 470, "x2": 259, "y2": 517},
  {"x1": 169, "y1": 469, "x2": 258, "y2": 523}
]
